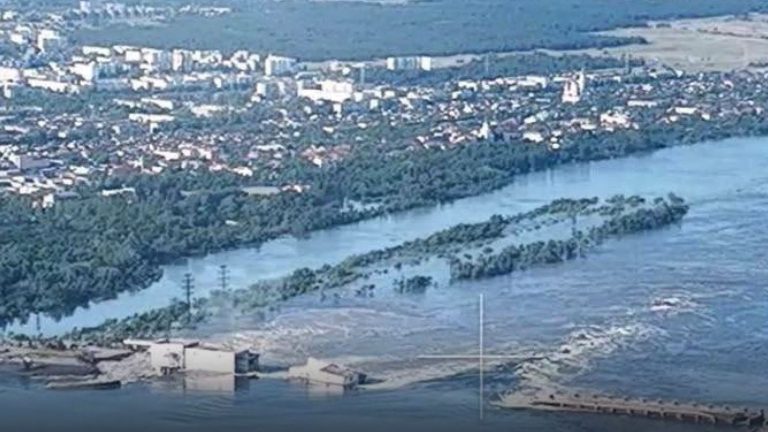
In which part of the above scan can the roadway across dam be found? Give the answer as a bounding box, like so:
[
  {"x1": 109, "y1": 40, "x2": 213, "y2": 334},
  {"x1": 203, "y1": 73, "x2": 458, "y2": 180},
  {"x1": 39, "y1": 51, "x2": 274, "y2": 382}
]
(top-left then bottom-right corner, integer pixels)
[{"x1": 495, "y1": 391, "x2": 767, "y2": 428}]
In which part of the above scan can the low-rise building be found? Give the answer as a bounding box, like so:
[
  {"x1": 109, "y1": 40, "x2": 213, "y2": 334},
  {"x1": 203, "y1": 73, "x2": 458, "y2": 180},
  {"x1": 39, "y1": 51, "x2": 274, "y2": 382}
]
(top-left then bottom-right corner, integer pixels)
[
  {"x1": 297, "y1": 79, "x2": 354, "y2": 103},
  {"x1": 264, "y1": 55, "x2": 298, "y2": 77},
  {"x1": 124, "y1": 339, "x2": 259, "y2": 376},
  {"x1": 386, "y1": 56, "x2": 432, "y2": 71}
]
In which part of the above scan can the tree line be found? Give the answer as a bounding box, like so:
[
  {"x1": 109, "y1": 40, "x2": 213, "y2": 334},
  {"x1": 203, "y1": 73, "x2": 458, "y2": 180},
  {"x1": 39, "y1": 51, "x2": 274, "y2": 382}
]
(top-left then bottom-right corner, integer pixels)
[{"x1": 449, "y1": 194, "x2": 689, "y2": 280}]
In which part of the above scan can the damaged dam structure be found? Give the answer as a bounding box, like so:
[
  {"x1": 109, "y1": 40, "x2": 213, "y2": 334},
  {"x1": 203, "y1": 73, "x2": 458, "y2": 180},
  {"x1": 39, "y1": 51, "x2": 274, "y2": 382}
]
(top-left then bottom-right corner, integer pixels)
[{"x1": 496, "y1": 392, "x2": 766, "y2": 428}]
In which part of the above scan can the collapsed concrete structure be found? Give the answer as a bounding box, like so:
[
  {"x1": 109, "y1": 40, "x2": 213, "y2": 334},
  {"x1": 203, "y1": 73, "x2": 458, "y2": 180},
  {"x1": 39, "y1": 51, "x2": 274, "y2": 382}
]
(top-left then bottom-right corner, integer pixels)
[
  {"x1": 288, "y1": 357, "x2": 366, "y2": 388},
  {"x1": 123, "y1": 339, "x2": 259, "y2": 376}
]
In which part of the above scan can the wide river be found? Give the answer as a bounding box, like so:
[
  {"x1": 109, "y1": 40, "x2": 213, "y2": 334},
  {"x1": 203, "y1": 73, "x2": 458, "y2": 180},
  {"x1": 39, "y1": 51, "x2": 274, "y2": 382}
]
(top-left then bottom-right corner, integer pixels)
[{"x1": 3, "y1": 136, "x2": 768, "y2": 432}]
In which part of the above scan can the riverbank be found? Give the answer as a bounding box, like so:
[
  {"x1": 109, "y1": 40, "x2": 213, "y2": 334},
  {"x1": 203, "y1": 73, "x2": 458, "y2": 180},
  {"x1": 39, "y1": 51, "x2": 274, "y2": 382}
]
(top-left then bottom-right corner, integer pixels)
[
  {"x1": 21, "y1": 194, "x2": 683, "y2": 346},
  {"x1": 0, "y1": 341, "x2": 152, "y2": 390}
]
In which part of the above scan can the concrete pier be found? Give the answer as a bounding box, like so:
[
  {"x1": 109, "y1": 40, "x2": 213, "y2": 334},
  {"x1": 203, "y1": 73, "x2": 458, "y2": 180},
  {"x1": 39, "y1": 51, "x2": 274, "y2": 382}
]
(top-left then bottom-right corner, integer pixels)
[{"x1": 496, "y1": 391, "x2": 766, "y2": 428}]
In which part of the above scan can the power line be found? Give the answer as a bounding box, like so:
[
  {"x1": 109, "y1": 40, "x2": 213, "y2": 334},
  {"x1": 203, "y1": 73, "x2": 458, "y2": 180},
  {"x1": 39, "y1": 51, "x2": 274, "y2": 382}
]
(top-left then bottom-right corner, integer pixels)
[
  {"x1": 182, "y1": 273, "x2": 194, "y2": 316},
  {"x1": 219, "y1": 264, "x2": 229, "y2": 292},
  {"x1": 417, "y1": 294, "x2": 537, "y2": 421}
]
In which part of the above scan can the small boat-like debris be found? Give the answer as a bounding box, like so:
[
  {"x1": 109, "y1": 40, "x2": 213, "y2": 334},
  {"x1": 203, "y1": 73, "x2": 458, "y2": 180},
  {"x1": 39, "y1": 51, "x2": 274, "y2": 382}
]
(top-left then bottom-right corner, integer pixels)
[{"x1": 46, "y1": 379, "x2": 122, "y2": 391}]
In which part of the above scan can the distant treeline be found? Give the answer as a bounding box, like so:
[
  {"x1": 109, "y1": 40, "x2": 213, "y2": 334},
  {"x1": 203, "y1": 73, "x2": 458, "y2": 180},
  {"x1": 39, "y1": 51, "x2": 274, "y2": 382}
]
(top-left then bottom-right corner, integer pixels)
[{"x1": 70, "y1": 0, "x2": 768, "y2": 60}]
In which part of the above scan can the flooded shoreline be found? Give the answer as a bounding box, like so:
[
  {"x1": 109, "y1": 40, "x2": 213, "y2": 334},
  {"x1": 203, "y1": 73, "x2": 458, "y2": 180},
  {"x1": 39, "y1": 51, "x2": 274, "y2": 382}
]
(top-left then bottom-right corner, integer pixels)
[
  {"x1": 7, "y1": 136, "x2": 762, "y2": 337},
  {"x1": 2, "y1": 136, "x2": 768, "y2": 431}
]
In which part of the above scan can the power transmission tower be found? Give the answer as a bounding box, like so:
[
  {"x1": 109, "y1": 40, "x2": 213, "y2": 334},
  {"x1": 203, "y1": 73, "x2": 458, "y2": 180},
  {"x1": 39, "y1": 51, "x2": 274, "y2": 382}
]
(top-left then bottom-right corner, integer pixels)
[
  {"x1": 182, "y1": 273, "x2": 194, "y2": 316},
  {"x1": 570, "y1": 211, "x2": 578, "y2": 236},
  {"x1": 219, "y1": 264, "x2": 229, "y2": 292},
  {"x1": 625, "y1": 54, "x2": 631, "y2": 75}
]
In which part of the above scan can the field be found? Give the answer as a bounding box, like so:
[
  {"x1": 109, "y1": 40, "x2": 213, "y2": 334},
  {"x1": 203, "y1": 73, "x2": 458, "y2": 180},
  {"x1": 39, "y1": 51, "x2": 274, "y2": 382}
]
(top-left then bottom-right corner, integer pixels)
[
  {"x1": 560, "y1": 14, "x2": 768, "y2": 72},
  {"x1": 70, "y1": 0, "x2": 768, "y2": 61}
]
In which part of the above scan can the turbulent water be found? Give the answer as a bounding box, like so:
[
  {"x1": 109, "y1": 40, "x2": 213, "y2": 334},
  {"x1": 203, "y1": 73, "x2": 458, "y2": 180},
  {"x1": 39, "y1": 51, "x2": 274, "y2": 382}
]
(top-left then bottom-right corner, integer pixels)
[{"x1": 3, "y1": 136, "x2": 768, "y2": 432}]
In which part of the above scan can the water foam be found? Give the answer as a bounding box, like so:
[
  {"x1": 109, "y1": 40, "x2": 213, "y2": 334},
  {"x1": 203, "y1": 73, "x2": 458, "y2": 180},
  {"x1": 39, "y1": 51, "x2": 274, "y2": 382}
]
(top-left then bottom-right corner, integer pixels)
[
  {"x1": 513, "y1": 323, "x2": 660, "y2": 394},
  {"x1": 199, "y1": 295, "x2": 702, "y2": 394}
]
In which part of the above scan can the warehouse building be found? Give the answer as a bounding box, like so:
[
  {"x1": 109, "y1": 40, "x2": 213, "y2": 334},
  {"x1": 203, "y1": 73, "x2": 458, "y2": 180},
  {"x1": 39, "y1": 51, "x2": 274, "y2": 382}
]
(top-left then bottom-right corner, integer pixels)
[{"x1": 123, "y1": 339, "x2": 259, "y2": 376}]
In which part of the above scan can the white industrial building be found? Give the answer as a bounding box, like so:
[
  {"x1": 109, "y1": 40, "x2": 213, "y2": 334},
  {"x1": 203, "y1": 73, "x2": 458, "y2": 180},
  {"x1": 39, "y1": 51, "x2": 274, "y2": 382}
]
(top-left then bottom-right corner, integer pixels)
[
  {"x1": 146, "y1": 340, "x2": 189, "y2": 374},
  {"x1": 185, "y1": 346, "x2": 258, "y2": 374},
  {"x1": 124, "y1": 339, "x2": 259, "y2": 376},
  {"x1": 288, "y1": 357, "x2": 366, "y2": 388},
  {"x1": 297, "y1": 79, "x2": 354, "y2": 103},
  {"x1": 386, "y1": 56, "x2": 432, "y2": 72}
]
